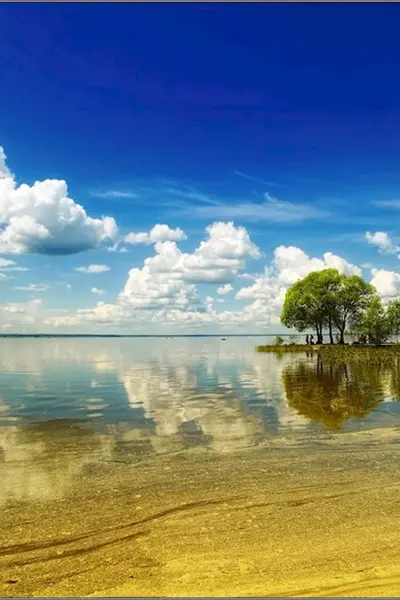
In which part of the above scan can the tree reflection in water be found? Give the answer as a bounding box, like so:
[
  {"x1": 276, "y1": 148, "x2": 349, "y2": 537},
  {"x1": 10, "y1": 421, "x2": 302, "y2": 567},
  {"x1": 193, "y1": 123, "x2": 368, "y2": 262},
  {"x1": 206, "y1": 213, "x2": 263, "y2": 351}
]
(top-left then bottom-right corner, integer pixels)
[{"x1": 281, "y1": 356, "x2": 390, "y2": 431}]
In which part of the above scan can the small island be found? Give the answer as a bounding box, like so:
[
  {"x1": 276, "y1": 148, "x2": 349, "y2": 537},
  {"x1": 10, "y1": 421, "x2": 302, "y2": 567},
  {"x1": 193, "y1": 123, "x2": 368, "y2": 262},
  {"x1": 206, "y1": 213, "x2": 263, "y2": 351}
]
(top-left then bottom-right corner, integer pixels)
[{"x1": 257, "y1": 268, "x2": 400, "y2": 361}]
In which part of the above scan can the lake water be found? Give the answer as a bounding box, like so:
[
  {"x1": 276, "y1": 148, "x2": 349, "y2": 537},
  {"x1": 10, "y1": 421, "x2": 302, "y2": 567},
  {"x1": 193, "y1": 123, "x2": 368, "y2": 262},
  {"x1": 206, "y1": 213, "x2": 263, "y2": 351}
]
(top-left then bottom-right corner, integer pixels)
[{"x1": 1, "y1": 337, "x2": 399, "y2": 597}]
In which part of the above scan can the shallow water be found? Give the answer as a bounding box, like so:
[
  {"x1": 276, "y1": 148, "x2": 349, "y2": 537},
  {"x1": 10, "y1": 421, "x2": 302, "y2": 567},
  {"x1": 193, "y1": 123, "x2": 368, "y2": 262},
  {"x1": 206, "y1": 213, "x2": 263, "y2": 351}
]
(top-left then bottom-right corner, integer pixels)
[{"x1": 0, "y1": 337, "x2": 399, "y2": 597}]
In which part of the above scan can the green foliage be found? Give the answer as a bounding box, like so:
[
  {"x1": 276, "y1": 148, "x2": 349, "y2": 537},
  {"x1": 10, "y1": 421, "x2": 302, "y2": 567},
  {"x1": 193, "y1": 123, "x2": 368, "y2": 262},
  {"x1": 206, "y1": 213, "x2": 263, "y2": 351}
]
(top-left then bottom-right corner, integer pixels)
[
  {"x1": 351, "y1": 297, "x2": 391, "y2": 344},
  {"x1": 257, "y1": 344, "x2": 316, "y2": 353},
  {"x1": 281, "y1": 269, "x2": 377, "y2": 344},
  {"x1": 387, "y1": 298, "x2": 400, "y2": 337},
  {"x1": 274, "y1": 335, "x2": 285, "y2": 346},
  {"x1": 281, "y1": 268, "x2": 340, "y2": 342},
  {"x1": 332, "y1": 274, "x2": 376, "y2": 343},
  {"x1": 318, "y1": 344, "x2": 400, "y2": 364}
]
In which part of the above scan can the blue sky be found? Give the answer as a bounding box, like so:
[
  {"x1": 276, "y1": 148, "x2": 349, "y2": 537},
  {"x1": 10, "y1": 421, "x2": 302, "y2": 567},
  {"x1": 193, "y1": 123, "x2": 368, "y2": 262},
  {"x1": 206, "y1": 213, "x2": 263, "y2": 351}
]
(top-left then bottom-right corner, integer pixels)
[{"x1": 1, "y1": 3, "x2": 400, "y2": 333}]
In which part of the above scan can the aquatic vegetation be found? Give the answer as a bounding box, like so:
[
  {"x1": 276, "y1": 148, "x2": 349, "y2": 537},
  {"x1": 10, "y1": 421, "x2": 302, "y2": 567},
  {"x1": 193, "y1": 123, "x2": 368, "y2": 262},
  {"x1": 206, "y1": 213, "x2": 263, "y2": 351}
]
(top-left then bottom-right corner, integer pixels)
[
  {"x1": 257, "y1": 342, "x2": 400, "y2": 364},
  {"x1": 318, "y1": 344, "x2": 400, "y2": 365},
  {"x1": 256, "y1": 344, "x2": 317, "y2": 353}
]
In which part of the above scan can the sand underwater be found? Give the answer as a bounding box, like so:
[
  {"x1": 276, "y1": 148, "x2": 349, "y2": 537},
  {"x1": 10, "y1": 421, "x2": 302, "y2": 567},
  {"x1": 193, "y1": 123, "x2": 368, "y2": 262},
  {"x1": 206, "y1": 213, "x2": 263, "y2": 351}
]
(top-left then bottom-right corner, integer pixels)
[{"x1": 1, "y1": 427, "x2": 399, "y2": 598}]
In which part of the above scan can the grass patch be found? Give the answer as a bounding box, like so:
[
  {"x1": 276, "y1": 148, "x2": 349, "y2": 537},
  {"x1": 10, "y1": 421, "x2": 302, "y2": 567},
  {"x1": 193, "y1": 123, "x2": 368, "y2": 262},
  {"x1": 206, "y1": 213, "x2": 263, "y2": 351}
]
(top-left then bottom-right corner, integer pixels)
[
  {"x1": 256, "y1": 344, "x2": 318, "y2": 353},
  {"x1": 256, "y1": 343, "x2": 400, "y2": 363},
  {"x1": 318, "y1": 344, "x2": 400, "y2": 364}
]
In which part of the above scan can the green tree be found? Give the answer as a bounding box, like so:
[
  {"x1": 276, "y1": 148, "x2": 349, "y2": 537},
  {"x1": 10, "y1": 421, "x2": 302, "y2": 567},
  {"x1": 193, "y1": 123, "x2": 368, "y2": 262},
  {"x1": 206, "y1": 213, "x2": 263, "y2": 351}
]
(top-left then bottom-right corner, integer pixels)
[
  {"x1": 332, "y1": 275, "x2": 376, "y2": 344},
  {"x1": 386, "y1": 298, "x2": 400, "y2": 338},
  {"x1": 351, "y1": 297, "x2": 391, "y2": 344},
  {"x1": 281, "y1": 269, "x2": 376, "y2": 345},
  {"x1": 281, "y1": 269, "x2": 341, "y2": 344}
]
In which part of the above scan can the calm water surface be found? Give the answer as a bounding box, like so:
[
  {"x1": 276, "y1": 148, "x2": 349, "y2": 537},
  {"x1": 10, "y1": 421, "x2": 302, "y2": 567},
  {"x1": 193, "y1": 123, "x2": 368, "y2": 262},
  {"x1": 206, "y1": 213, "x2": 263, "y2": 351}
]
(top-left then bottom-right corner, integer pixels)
[
  {"x1": 1, "y1": 337, "x2": 399, "y2": 597},
  {"x1": 1, "y1": 336, "x2": 400, "y2": 504}
]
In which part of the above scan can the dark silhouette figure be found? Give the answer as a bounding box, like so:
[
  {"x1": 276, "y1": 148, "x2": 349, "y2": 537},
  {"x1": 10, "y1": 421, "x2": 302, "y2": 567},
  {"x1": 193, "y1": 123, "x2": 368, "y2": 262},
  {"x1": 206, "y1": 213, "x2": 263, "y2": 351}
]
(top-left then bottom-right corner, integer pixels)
[{"x1": 305, "y1": 334, "x2": 309, "y2": 345}]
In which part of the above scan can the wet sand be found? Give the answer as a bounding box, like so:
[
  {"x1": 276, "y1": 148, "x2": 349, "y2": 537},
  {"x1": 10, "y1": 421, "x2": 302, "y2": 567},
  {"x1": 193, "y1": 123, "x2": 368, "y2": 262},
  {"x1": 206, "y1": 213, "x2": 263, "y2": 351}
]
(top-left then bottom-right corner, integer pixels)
[{"x1": 1, "y1": 428, "x2": 399, "y2": 598}]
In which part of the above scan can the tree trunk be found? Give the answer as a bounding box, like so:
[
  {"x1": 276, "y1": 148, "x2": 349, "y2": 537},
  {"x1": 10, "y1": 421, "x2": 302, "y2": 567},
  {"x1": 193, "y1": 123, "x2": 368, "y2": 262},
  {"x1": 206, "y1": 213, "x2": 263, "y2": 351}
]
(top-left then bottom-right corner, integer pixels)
[
  {"x1": 328, "y1": 316, "x2": 334, "y2": 344},
  {"x1": 315, "y1": 323, "x2": 323, "y2": 345},
  {"x1": 339, "y1": 328, "x2": 345, "y2": 344}
]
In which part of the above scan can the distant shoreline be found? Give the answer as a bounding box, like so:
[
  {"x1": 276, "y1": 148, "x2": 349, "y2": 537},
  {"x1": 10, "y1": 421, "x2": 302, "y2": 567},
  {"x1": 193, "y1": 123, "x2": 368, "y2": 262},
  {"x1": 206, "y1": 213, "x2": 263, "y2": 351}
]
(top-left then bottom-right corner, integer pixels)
[{"x1": 0, "y1": 333, "x2": 292, "y2": 339}]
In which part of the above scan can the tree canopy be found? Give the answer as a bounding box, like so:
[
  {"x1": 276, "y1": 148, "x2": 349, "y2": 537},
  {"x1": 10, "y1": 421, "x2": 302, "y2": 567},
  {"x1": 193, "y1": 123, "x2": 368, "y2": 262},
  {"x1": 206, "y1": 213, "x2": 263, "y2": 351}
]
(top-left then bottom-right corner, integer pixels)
[{"x1": 281, "y1": 269, "x2": 377, "y2": 344}]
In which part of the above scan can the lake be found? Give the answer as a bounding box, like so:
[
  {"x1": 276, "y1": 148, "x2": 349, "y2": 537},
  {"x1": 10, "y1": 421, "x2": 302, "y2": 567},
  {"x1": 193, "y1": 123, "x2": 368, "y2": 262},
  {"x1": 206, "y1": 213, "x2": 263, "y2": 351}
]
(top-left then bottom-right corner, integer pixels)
[{"x1": 0, "y1": 337, "x2": 399, "y2": 597}]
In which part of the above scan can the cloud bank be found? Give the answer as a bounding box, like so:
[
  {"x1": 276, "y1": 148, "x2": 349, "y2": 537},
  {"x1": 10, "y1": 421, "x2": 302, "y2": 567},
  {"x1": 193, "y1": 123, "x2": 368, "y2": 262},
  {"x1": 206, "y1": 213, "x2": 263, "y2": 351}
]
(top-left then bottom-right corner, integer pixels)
[{"x1": 0, "y1": 147, "x2": 118, "y2": 255}]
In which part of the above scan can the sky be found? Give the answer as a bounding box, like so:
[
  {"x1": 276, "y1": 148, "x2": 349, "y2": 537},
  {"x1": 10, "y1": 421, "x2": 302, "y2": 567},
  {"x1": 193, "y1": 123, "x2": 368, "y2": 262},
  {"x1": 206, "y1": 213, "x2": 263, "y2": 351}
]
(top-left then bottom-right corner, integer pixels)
[{"x1": 1, "y1": 3, "x2": 400, "y2": 334}]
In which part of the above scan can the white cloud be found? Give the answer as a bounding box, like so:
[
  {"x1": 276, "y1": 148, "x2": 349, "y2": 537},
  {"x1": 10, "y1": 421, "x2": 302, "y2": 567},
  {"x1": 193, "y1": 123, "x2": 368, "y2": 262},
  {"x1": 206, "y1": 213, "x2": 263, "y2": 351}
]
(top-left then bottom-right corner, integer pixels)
[
  {"x1": 323, "y1": 251, "x2": 362, "y2": 276},
  {"x1": 205, "y1": 296, "x2": 214, "y2": 313},
  {"x1": 125, "y1": 224, "x2": 187, "y2": 245},
  {"x1": 0, "y1": 258, "x2": 15, "y2": 268},
  {"x1": 370, "y1": 268, "x2": 400, "y2": 302},
  {"x1": 365, "y1": 231, "x2": 399, "y2": 254},
  {"x1": 118, "y1": 221, "x2": 260, "y2": 311},
  {"x1": 15, "y1": 283, "x2": 50, "y2": 292},
  {"x1": 17, "y1": 230, "x2": 366, "y2": 334},
  {"x1": 217, "y1": 283, "x2": 233, "y2": 295},
  {"x1": 0, "y1": 257, "x2": 30, "y2": 272},
  {"x1": 106, "y1": 243, "x2": 129, "y2": 253},
  {"x1": 92, "y1": 287, "x2": 105, "y2": 296},
  {"x1": 120, "y1": 265, "x2": 197, "y2": 310},
  {"x1": 0, "y1": 147, "x2": 11, "y2": 179},
  {"x1": 48, "y1": 222, "x2": 261, "y2": 328},
  {"x1": 75, "y1": 264, "x2": 110, "y2": 274},
  {"x1": 0, "y1": 146, "x2": 118, "y2": 255},
  {"x1": 0, "y1": 298, "x2": 44, "y2": 331}
]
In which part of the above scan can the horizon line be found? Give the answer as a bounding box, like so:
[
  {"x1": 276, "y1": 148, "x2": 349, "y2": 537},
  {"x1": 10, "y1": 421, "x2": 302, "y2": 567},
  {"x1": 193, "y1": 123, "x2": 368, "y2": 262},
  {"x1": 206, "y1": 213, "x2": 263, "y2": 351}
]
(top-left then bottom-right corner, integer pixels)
[{"x1": 0, "y1": 333, "x2": 294, "y2": 338}]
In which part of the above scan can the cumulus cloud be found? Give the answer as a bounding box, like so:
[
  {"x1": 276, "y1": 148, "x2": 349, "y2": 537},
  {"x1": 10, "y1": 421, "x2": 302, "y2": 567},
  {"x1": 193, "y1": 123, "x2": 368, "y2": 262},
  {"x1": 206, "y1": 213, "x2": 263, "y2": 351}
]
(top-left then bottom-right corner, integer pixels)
[
  {"x1": 49, "y1": 241, "x2": 362, "y2": 333},
  {"x1": 217, "y1": 283, "x2": 233, "y2": 295},
  {"x1": 91, "y1": 287, "x2": 105, "y2": 296},
  {"x1": 120, "y1": 265, "x2": 197, "y2": 310},
  {"x1": 118, "y1": 221, "x2": 260, "y2": 311},
  {"x1": 0, "y1": 146, "x2": 118, "y2": 255},
  {"x1": 370, "y1": 268, "x2": 400, "y2": 302},
  {"x1": 366, "y1": 231, "x2": 399, "y2": 254},
  {"x1": 0, "y1": 148, "x2": 11, "y2": 179},
  {"x1": 125, "y1": 224, "x2": 187, "y2": 245},
  {"x1": 75, "y1": 264, "x2": 110, "y2": 274}
]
